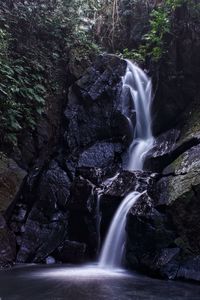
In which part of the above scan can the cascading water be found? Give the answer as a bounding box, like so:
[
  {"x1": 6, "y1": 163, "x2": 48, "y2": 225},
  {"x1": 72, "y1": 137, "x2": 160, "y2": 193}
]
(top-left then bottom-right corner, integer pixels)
[
  {"x1": 99, "y1": 60, "x2": 154, "y2": 269},
  {"x1": 122, "y1": 60, "x2": 154, "y2": 171}
]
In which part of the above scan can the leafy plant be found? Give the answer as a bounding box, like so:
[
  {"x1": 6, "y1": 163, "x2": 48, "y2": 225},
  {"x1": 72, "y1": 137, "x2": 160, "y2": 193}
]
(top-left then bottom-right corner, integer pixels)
[
  {"x1": 120, "y1": 0, "x2": 185, "y2": 62},
  {"x1": 0, "y1": 0, "x2": 100, "y2": 148}
]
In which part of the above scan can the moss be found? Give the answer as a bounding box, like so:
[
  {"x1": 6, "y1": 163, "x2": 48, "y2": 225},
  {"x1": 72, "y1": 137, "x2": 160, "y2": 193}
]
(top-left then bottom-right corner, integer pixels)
[
  {"x1": 180, "y1": 103, "x2": 200, "y2": 142},
  {"x1": 170, "y1": 154, "x2": 183, "y2": 173},
  {"x1": 174, "y1": 237, "x2": 193, "y2": 256}
]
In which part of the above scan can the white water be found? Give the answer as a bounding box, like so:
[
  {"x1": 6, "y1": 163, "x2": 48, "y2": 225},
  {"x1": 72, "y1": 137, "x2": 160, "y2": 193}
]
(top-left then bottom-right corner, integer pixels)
[
  {"x1": 123, "y1": 60, "x2": 154, "y2": 170},
  {"x1": 99, "y1": 60, "x2": 154, "y2": 269}
]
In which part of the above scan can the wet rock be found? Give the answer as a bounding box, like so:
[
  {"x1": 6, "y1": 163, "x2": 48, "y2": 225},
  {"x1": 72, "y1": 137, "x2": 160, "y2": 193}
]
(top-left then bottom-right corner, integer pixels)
[
  {"x1": 55, "y1": 240, "x2": 87, "y2": 263},
  {"x1": 155, "y1": 248, "x2": 180, "y2": 280},
  {"x1": 157, "y1": 144, "x2": 200, "y2": 206},
  {"x1": 101, "y1": 170, "x2": 155, "y2": 205},
  {"x1": 76, "y1": 167, "x2": 107, "y2": 185},
  {"x1": 46, "y1": 256, "x2": 56, "y2": 265},
  {"x1": 16, "y1": 207, "x2": 68, "y2": 263},
  {"x1": 69, "y1": 176, "x2": 95, "y2": 212},
  {"x1": 131, "y1": 143, "x2": 200, "y2": 281},
  {"x1": 145, "y1": 128, "x2": 200, "y2": 173},
  {"x1": 75, "y1": 54, "x2": 126, "y2": 101},
  {"x1": 0, "y1": 215, "x2": 16, "y2": 268},
  {"x1": 177, "y1": 257, "x2": 200, "y2": 282},
  {"x1": 99, "y1": 171, "x2": 156, "y2": 245},
  {"x1": 64, "y1": 55, "x2": 127, "y2": 155},
  {"x1": 126, "y1": 192, "x2": 178, "y2": 279},
  {"x1": 16, "y1": 161, "x2": 71, "y2": 263},
  {"x1": 39, "y1": 161, "x2": 71, "y2": 211},
  {"x1": 144, "y1": 129, "x2": 180, "y2": 172},
  {"x1": 68, "y1": 176, "x2": 99, "y2": 258},
  {"x1": 0, "y1": 154, "x2": 27, "y2": 213},
  {"x1": 78, "y1": 142, "x2": 123, "y2": 169}
]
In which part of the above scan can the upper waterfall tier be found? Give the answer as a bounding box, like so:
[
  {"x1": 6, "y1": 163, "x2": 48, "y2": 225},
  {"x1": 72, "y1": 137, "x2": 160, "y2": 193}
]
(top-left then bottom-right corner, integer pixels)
[{"x1": 122, "y1": 60, "x2": 154, "y2": 170}]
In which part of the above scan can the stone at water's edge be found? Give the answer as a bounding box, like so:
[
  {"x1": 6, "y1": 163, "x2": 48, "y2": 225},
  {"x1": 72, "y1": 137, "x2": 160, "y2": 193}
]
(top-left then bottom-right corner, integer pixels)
[
  {"x1": 55, "y1": 240, "x2": 87, "y2": 263},
  {"x1": 126, "y1": 192, "x2": 179, "y2": 279}
]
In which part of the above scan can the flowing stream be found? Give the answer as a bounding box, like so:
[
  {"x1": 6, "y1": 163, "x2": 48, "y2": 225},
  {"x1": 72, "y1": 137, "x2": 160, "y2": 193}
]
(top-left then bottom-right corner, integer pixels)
[{"x1": 99, "y1": 60, "x2": 154, "y2": 268}]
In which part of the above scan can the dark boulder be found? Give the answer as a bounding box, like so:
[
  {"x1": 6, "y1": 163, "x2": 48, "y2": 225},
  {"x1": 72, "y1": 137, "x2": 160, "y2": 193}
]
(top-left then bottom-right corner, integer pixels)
[
  {"x1": 76, "y1": 167, "x2": 108, "y2": 186},
  {"x1": 126, "y1": 192, "x2": 178, "y2": 279},
  {"x1": 38, "y1": 161, "x2": 71, "y2": 211},
  {"x1": 100, "y1": 170, "x2": 155, "y2": 206},
  {"x1": 144, "y1": 129, "x2": 181, "y2": 172},
  {"x1": 78, "y1": 142, "x2": 123, "y2": 169},
  {"x1": 68, "y1": 176, "x2": 99, "y2": 258},
  {"x1": 16, "y1": 207, "x2": 68, "y2": 263},
  {"x1": 75, "y1": 54, "x2": 126, "y2": 102},
  {"x1": 145, "y1": 128, "x2": 200, "y2": 173},
  {"x1": 64, "y1": 55, "x2": 128, "y2": 155},
  {"x1": 16, "y1": 161, "x2": 71, "y2": 263},
  {"x1": 69, "y1": 176, "x2": 95, "y2": 212},
  {"x1": 55, "y1": 240, "x2": 87, "y2": 263}
]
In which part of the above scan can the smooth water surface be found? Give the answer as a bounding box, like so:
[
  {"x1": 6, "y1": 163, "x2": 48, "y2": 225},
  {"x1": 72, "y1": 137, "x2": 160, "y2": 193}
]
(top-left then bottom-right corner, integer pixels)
[{"x1": 0, "y1": 265, "x2": 200, "y2": 300}]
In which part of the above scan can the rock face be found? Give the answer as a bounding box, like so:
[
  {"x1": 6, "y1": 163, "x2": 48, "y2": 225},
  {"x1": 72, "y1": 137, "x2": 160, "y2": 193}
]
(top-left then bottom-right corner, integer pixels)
[
  {"x1": 64, "y1": 55, "x2": 127, "y2": 155},
  {"x1": 126, "y1": 109, "x2": 200, "y2": 281},
  {"x1": 126, "y1": 192, "x2": 179, "y2": 279},
  {"x1": 0, "y1": 154, "x2": 27, "y2": 213},
  {"x1": 4, "y1": 55, "x2": 128, "y2": 265},
  {"x1": 14, "y1": 161, "x2": 70, "y2": 263},
  {"x1": 151, "y1": 4, "x2": 200, "y2": 136}
]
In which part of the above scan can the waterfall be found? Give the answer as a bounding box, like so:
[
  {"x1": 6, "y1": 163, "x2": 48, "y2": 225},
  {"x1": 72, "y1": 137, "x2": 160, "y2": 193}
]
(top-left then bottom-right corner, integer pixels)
[
  {"x1": 122, "y1": 60, "x2": 154, "y2": 170},
  {"x1": 99, "y1": 60, "x2": 154, "y2": 269}
]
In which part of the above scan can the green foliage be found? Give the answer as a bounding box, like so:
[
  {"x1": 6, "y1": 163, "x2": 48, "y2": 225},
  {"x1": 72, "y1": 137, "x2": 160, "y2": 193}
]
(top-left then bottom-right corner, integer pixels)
[
  {"x1": 121, "y1": 0, "x2": 185, "y2": 62},
  {"x1": 0, "y1": 0, "x2": 100, "y2": 147},
  {"x1": 119, "y1": 48, "x2": 145, "y2": 63},
  {"x1": 0, "y1": 55, "x2": 46, "y2": 145}
]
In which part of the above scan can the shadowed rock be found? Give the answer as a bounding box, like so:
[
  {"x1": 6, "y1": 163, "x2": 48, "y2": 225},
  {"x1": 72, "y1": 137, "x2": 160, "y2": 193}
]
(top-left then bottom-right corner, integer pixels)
[
  {"x1": 0, "y1": 215, "x2": 16, "y2": 268},
  {"x1": 55, "y1": 240, "x2": 87, "y2": 263}
]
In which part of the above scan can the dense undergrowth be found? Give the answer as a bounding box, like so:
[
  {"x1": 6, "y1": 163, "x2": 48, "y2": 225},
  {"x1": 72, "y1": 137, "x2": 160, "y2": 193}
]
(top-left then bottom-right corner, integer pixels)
[{"x1": 0, "y1": 0, "x2": 99, "y2": 147}]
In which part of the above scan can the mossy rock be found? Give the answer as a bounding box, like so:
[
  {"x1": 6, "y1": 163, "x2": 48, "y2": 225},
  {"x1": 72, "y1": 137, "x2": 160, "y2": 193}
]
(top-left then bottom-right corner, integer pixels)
[
  {"x1": 180, "y1": 103, "x2": 200, "y2": 143},
  {"x1": 157, "y1": 144, "x2": 200, "y2": 254}
]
